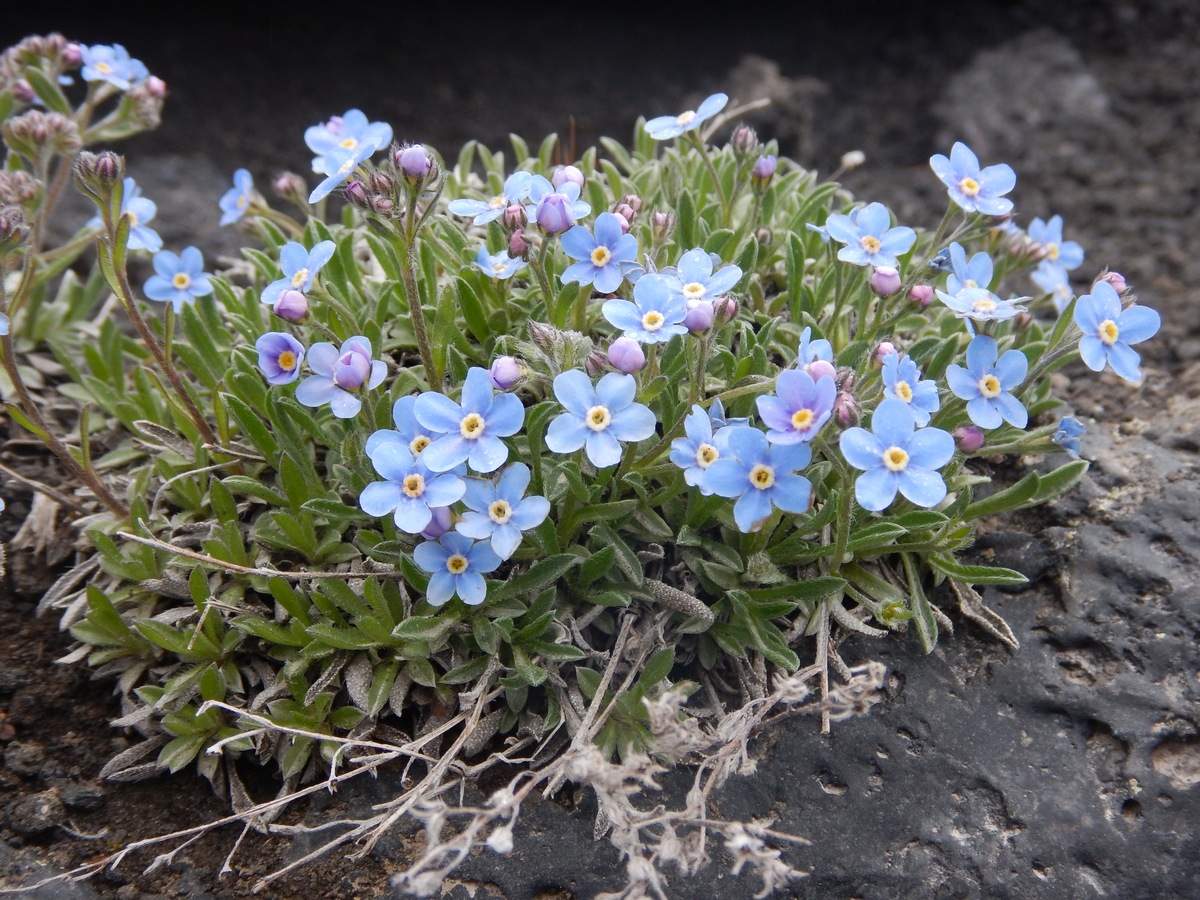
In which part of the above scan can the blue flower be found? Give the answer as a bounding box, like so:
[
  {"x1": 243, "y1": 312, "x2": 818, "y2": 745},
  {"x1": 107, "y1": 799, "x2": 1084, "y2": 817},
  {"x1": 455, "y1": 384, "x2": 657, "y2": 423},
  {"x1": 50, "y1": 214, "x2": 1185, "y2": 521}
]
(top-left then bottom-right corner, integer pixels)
[
  {"x1": 929, "y1": 141, "x2": 1016, "y2": 216},
  {"x1": 413, "y1": 366, "x2": 526, "y2": 473},
  {"x1": 360, "y1": 442, "x2": 466, "y2": 534},
  {"x1": 936, "y1": 286, "x2": 1028, "y2": 332},
  {"x1": 304, "y1": 109, "x2": 393, "y2": 174},
  {"x1": 79, "y1": 44, "x2": 148, "y2": 90},
  {"x1": 644, "y1": 92, "x2": 728, "y2": 140},
  {"x1": 413, "y1": 532, "x2": 502, "y2": 607},
  {"x1": 87, "y1": 177, "x2": 162, "y2": 252},
  {"x1": 881, "y1": 353, "x2": 940, "y2": 426},
  {"x1": 704, "y1": 425, "x2": 814, "y2": 533},
  {"x1": 448, "y1": 171, "x2": 532, "y2": 226},
  {"x1": 839, "y1": 399, "x2": 956, "y2": 512},
  {"x1": 945, "y1": 241, "x2": 994, "y2": 294},
  {"x1": 796, "y1": 326, "x2": 834, "y2": 373},
  {"x1": 1052, "y1": 416, "x2": 1086, "y2": 458},
  {"x1": 1073, "y1": 280, "x2": 1160, "y2": 383},
  {"x1": 219, "y1": 168, "x2": 255, "y2": 226},
  {"x1": 601, "y1": 273, "x2": 688, "y2": 345},
  {"x1": 309, "y1": 140, "x2": 381, "y2": 204},
  {"x1": 143, "y1": 246, "x2": 213, "y2": 313},
  {"x1": 561, "y1": 212, "x2": 639, "y2": 294},
  {"x1": 455, "y1": 463, "x2": 551, "y2": 559},
  {"x1": 945, "y1": 334, "x2": 1029, "y2": 429},
  {"x1": 260, "y1": 240, "x2": 336, "y2": 307},
  {"x1": 254, "y1": 332, "x2": 305, "y2": 386},
  {"x1": 824, "y1": 202, "x2": 916, "y2": 268},
  {"x1": 1031, "y1": 261, "x2": 1075, "y2": 316},
  {"x1": 669, "y1": 404, "x2": 739, "y2": 493},
  {"x1": 756, "y1": 370, "x2": 837, "y2": 444},
  {"x1": 1027, "y1": 215, "x2": 1084, "y2": 271},
  {"x1": 0, "y1": 312, "x2": 9, "y2": 336},
  {"x1": 662, "y1": 247, "x2": 743, "y2": 306},
  {"x1": 366, "y1": 395, "x2": 442, "y2": 460},
  {"x1": 474, "y1": 247, "x2": 528, "y2": 280},
  {"x1": 294, "y1": 335, "x2": 387, "y2": 418},
  {"x1": 545, "y1": 370, "x2": 657, "y2": 469}
]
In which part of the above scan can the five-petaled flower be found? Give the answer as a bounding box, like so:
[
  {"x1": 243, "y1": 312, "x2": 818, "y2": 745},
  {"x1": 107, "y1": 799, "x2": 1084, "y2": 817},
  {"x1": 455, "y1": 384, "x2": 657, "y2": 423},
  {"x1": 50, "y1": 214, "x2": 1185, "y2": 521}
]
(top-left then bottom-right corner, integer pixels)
[
  {"x1": 705, "y1": 425, "x2": 814, "y2": 532},
  {"x1": 455, "y1": 463, "x2": 550, "y2": 560},
  {"x1": 601, "y1": 273, "x2": 689, "y2": 345},
  {"x1": 1073, "y1": 280, "x2": 1160, "y2": 383},
  {"x1": 219, "y1": 168, "x2": 255, "y2": 226},
  {"x1": 561, "y1": 212, "x2": 640, "y2": 294},
  {"x1": 1052, "y1": 417, "x2": 1086, "y2": 458},
  {"x1": 670, "y1": 404, "x2": 738, "y2": 493},
  {"x1": 79, "y1": 43, "x2": 148, "y2": 90},
  {"x1": 644, "y1": 92, "x2": 728, "y2": 140},
  {"x1": 304, "y1": 108, "x2": 393, "y2": 174},
  {"x1": 945, "y1": 241, "x2": 994, "y2": 295},
  {"x1": 474, "y1": 247, "x2": 528, "y2": 280},
  {"x1": 359, "y1": 442, "x2": 466, "y2": 534},
  {"x1": 414, "y1": 367, "x2": 526, "y2": 473},
  {"x1": 936, "y1": 286, "x2": 1029, "y2": 332},
  {"x1": 366, "y1": 395, "x2": 441, "y2": 460},
  {"x1": 309, "y1": 139, "x2": 382, "y2": 204},
  {"x1": 260, "y1": 240, "x2": 336, "y2": 307},
  {"x1": 824, "y1": 202, "x2": 916, "y2": 269},
  {"x1": 662, "y1": 247, "x2": 743, "y2": 308},
  {"x1": 413, "y1": 532, "x2": 502, "y2": 607},
  {"x1": 545, "y1": 370, "x2": 656, "y2": 468},
  {"x1": 756, "y1": 370, "x2": 837, "y2": 444},
  {"x1": 448, "y1": 171, "x2": 532, "y2": 226},
  {"x1": 1027, "y1": 214, "x2": 1084, "y2": 272},
  {"x1": 946, "y1": 334, "x2": 1029, "y2": 430},
  {"x1": 881, "y1": 353, "x2": 940, "y2": 426},
  {"x1": 839, "y1": 398, "x2": 956, "y2": 512},
  {"x1": 929, "y1": 141, "x2": 1016, "y2": 216},
  {"x1": 254, "y1": 332, "x2": 305, "y2": 385},
  {"x1": 294, "y1": 335, "x2": 387, "y2": 418},
  {"x1": 143, "y1": 246, "x2": 213, "y2": 313}
]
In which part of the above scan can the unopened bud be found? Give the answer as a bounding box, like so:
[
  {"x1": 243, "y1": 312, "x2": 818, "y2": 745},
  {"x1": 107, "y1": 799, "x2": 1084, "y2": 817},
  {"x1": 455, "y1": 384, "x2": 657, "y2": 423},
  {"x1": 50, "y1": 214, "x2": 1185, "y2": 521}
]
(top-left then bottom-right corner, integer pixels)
[
  {"x1": 651, "y1": 210, "x2": 674, "y2": 243},
  {"x1": 713, "y1": 295, "x2": 738, "y2": 323},
  {"x1": 908, "y1": 283, "x2": 934, "y2": 308},
  {"x1": 607, "y1": 336, "x2": 646, "y2": 374},
  {"x1": 488, "y1": 355, "x2": 524, "y2": 390},
  {"x1": 397, "y1": 144, "x2": 432, "y2": 181},
  {"x1": 273, "y1": 171, "x2": 308, "y2": 205},
  {"x1": 527, "y1": 320, "x2": 559, "y2": 353},
  {"x1": 369, "y1": 195, "x2": 394, "y2": 215},
  {"x1": 621, "y1": 193, "x2": 642, "y2": 213},
  {"x1": 611, "y1": 212, "x2": 631, "y2": 234},
  {"x1": 732, "y1": 124, "x2": 759, "y2": 156},
  {"x1": 833, "y1": 390, "x2": 861, "y2": 428},
  {"x1": 0, "y1": 207, "x2": 30, "y2": 252},
  {"x1": 756, "y1": 227, "x2": 773, "y2": 245},
  {"x1": 613, "y1": 202, "x2": 636, "y2": 224},
  {"x1": 421, "y1": 506, "x2": 453, "y2": 541},
  {"x1": 836, "y1": 367, "x2": 856, "y2": 391},
  {"x1": 954, "y1": 425, "x2": 985, "y2": 454},
  {"x1": 683, "y1": 299, "x2": 715, "y2": 333},
  {"x1": 0, "y1": 171, "x2": 41, "y2": 208},
  {"x1": 869, "y1": 265, "x2": 902, "y2": 296},
  {"x1": 344, "y1": 180, "x2": 369, "y2": 207},
  {"x1": 840, "y1": 150, "x2": 866, "y2": 171},
  {"x1": 273, "y1": 289, "x2": 309, "y2": 322},
  {"x1": 872, "y1": 341, "x2": 897, "y2": 365},
  {"x1": 583, "y1": 347, "x2": 608, "y2": 377},
  {"x1": 507, "y1": 229, "x2": 532, "y2": 259},
  {"x1": 1099, "y1": 270, "x2": 1128, "y2": 294},
  {"x1": 12, "y1": 80, "x2": 34, "y2": 103},
  {"x1": 72, "y1": 150, "x2": 124, "y2": 203},
  {"x1": 551, "y1": 165, "x2": 585, "y2": 191},
  {"x1": 503, "y1": 203, "x2": 527, "y2": 231},
  {"x1": 369, "y1": 171, "x2": 396, "y2": 195},
  {"x1": 807, "y1": 359, "x2": 837, "y2": 382},
  {"x1": 145, "y1": 75, "x2": 167, "y2": 99},
  {"x1": 751, "y1": 154, "x2": 777, "y2": 186},
  {"x1": 63, "y1": 42, "x2": 83, "y2": 65},
  {"x1": 534, "y1": 193, "x2": 574, "y2": 234}
]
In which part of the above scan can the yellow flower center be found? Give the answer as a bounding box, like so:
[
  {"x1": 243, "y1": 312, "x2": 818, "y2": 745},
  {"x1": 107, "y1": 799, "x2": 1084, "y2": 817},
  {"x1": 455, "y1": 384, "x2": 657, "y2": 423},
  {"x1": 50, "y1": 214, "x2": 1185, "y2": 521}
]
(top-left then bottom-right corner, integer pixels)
[
  {"x1": 676, "y1": 110, "x2": 696, "y2": 126},
  {"x1": 963, "y1": 278, "x2": 977, "y2": 289},
  {"x1": 958, "y1": 176, "x2": 981, "y2": 197},
  {"x1": 277, "y1": 351, "x2": 297, "y2": 370},
  {"x1": 1098, "y1": 319, "x2": 1119, "y2": 346},
  {"x1": 172, "y1": 273, "x2": 191, "y2": 290},
  {"x1": 446, "y1": 554, "x2": 468, "y2": 575},
  {"x1": 883, "y1": 446, "x2": 909, "y2": 472},
  {"x1": 895, "y1": 381, "x2": 913, "y2": 403},
  {"x1": 790, "y1": 408, "x2": 814, "y2": 430},
  {"x1": 696, "y1": 443, "x2": 718, "y2": 468},
  {"x1": 860, "y1": 235, "x2": 881, "y2": 254},
  {"x1": 491, "y1": 263, "x2": 508, "y2": 276},
  {"x1": 127, "y1": 211, "x2": 140, "y2": 227},
  {"x1": 749, "y1": 463, "x2": 776, "y2": 490},
  {"x1": 339, "y1": 137, "x2": 358, "y2": 150},
  {"x1": 586, "y1": 405, "x2": 611, "y2": 432},
  {"x1": 1045, "y1": 243, "x2": 1060, "y2": 261},
  {"x1": 290, "y1": 267, "x2": 310, "y2": 288},
  {"x1": 591, "y1": 246, "x2": 612, "y2": 267},
  {"x1": 488, "y1": 499, "x2": 513, "y2": 524},
  {"x1": 337, "y1": 156, "x2": 356, "y2": 175},
  {"x1": 682, "y1": 282, "x2": 707, "y2": 301},
  {"x1": 972, "y1": 297, "x2": 997, "y2": 314},
  {"x1": 96, "y1": 62, "x2": 112, "y2": 74},
  {"x1": 402, "y1": 473, "x2": 425, "y2": 498},
  {"x1": 460, "y1": 412, "x2": 486, "y2": 439},
  {"x1": 642, "y1": 310, "x2": 665, "y2": 332},
  {"x1": 978, "y1": 374, "x2": 1002, "y2": 398},
  {"x1": 236, "y1": 195, "x2": 247, "y2": 209},
  {"x1": 410, "y1": 435, "x2": 430, "y2": 455}
]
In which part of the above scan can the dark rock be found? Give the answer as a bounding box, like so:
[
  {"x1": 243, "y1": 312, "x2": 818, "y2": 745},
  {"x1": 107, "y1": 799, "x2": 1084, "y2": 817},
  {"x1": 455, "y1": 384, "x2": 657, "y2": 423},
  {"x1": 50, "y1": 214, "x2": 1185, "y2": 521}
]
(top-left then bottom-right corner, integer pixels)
[
  {"x1": 3, "y1": 740, "x2": 45, "y2": 778},
  {"x1": 6, "y1": 789, "x2": 64, "y2": 838}
]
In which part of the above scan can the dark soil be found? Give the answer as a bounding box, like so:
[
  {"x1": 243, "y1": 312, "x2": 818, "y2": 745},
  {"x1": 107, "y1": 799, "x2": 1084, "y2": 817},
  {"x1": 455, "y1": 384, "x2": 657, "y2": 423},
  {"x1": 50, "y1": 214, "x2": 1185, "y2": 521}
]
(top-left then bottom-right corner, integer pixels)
[{"x1": 2, "y1": 3, "x2": 1198, "y2": 898}]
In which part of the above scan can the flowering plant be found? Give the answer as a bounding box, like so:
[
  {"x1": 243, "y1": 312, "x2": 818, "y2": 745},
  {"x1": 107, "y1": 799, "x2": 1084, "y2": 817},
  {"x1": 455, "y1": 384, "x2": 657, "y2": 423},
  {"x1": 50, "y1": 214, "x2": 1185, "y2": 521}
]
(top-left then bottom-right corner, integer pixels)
[{"x1": 0, "y1": 38, "x2": 1160, "y2": 896}]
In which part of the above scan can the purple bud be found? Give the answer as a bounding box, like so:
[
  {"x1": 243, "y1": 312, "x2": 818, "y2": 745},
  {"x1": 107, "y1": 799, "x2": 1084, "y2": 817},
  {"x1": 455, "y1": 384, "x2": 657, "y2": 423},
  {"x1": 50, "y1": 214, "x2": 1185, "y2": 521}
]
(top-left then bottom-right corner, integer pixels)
[
  {"x1": 551, "y1": 165, "x2": 586, "y2": 191},
  {"x1": 732, "y1": 124, "x2": 759, "y2": 155},
  {"x1": 534, "y1": 193, "x2": 574, "y2": 234},
  {"x1": 584, "y1": 348, "x2": 608, "y2": 377},
  {"x1": 870, "y1": 265, "x2": 902, "y2": 296},
  {"x1": 836, "y1": 368, "x2": 856, "y2": 392},
  {"x1": 508, "y1": 229, "x2": 532, "y2": 259},
  {"x1": 613, "y1": 202, "x2": 636, "y2": 225},
  {"x1": 833, "y1": 391, "x2": 861, "y2": 428},
  {"x1": 488, "y1": 355, "x2": 524, "y2": 390},
  {"x1": 63, "y1": 42, "x2": 83, "y2": 65},
  {"x1": 345, "y1": 180, "x2": 369, "y2": 207},
  {"x1": 332, "y1": 347, "x2": 372, "y2": 389},
  {"x1": 369, "y1": 195, "x2": 394, "y2": 215},
  {"x1": 503, "y1": 203, "x2": 527, "y2": 230},
  {"x1": 621, "y1": 193, "x2": 642, "y2": 213},
  {"x1": 955, "y1": 425, "x2": 985, "y2": 454},
  {"x1": 421, "y1": 506, "x2": 453, "y2": 540},
  {"x1": 527, "y1": 320, "x2": 559, "y2": 353},
  {"x1": 398, "y1": 144, "x2": 432, "y2": 180},
  {"x1": 807, "y1": 359, "x2": 837, "y2": 382},
  {"x1": 13, "y1": 80, "x2": 34, "y2": 103},
  {"x1": 683, "y1": 298, "x2": 715, "y2": 332},
  {"x1": 273, "y1": 289, "x2": 309, "y2": 323},
  {"x1": 607, "y1": 336, "x2": 646, "y2": 374},
  {"x1": 908, "y1": 283, "x2": 934, "y2": 307},
  {"x1": 611, "y1": 212, "x2": 631, "y2": 234},
  {"x1": 873, "y1": 341, "x2": 897, "y2": 365},
  {"x1": 712, "y1": 294, "x2": 739, "y2": 323},
  {"x1": 1099, "y1": 271, "x2": 1128, "y2": 294},
  {"x1": 751, "y1": 154, "x2": 777, "y2": 184}
]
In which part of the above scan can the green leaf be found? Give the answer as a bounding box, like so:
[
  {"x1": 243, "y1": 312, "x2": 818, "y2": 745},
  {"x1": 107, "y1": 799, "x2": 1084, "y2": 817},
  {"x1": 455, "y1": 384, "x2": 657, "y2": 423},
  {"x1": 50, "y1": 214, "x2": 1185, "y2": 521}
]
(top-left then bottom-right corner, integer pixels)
[
  {"x1": 576, "y1": 665, "x2": 602, "y2": 700},
  {"x1": 639, "y1": 647, "x2": 675, "y2": 689},
  {"x1": 577, "y1": 546, "x2": 615, "y2": 589},
  {"x1": 928, "y1": 555, "x2": 1028, "y2": 586},
  {"x1": 964, "y1": 470, "x2": 1040, "y2": 519},
  {"x1": 304, "y1": 623, "x2": 380, "y2": 650},
  {"x1": 488, "y1": 554, "x2": 579, "y2": 603},
  {"x1": 23, "y1": 66, "x2": 71, "y2": 114}
]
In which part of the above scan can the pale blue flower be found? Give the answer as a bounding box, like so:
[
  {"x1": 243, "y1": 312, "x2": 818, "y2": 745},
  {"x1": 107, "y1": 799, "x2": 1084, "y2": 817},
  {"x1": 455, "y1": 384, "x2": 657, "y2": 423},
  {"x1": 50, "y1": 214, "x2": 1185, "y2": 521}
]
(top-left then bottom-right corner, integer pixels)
[
  {"x1": 309, "y1": 140, "x2": 381, "y2": 204},
  {"x1": 936, "y1": 286, "x2": 1028, "y2": 331},
  {"x1": 413, "y1": 367, "x2": 525, "y2": 473},
  {"x1": 360, "y1": 443, "x2": 466, "y2": 534},
  {"x1": 304, "y1": 109, "x2": 393, "y2": 174},
  {"x1": 1031, "y1": 261, "x2": 1075, "y2": 316},
  {"x1": 79, "y1": 44, "x2": 148, "y2": 90},
  {"x1": 0, "y1": 313, "x2": 8, "y2": 336},
  {"x1": 87, "y1": 177, "x2": 161, "y2": 252},
  {"x1": 662, "y1": 247, "x2": 743, "y2": 305},
  {"x1": 1027, "y1": 215, "x2": 1084, "y2": 271},
  {"x1": 294, "y1": 335, "x2": 387, "y2": 418},
  {"x1": 929, "y1": 141, "x2": 1016, "y2": 216},
  {"x1": 366, "y1": 395, "x2": 441, "y2": 460},
  {"x1": 704, "y1": 425, "x2": 814, "y2": 532},
  {"x1": 474, "y1": 247, "x2": 528, "y2": 280},
  {"x1": 1052, "y1": 417, "x2": 1086, "y2": 458},
  {"x1": 946, "y1": 334, "x2": 1029, "y2": 429},
  {"x1": 413, "y1": 532, "x2": 502, "y2": 606},
  {"x1": 448, "y1": 171, "x2": 532, "y2": 226},
  {"x1": 601, "y1": 273, "x2": 689, "y2": 345},
  {"x1": 260, "y1": 240, "x2": 336, "y2": 307},
  {"x1": 545, "y1": 370, "x2": 656, "y2": 469},
  {"x1": 254, "y1": 332, "x2": 305, "y2": 386},
  {"x1": 797, "y1": 326, "x2": 834, "y2": 373},
  {"x1": 881, "y1": 353, "x2": 940, "y2": 426},
  {"x1": 455, "y1": 462, "x2": 550, "y2": 559},
  {"x1": 756, "y1": 370, "x2": 837, "y2": 444},
  {"x1": 143, "y1": 246, "x2": 213, "y2": 313},
  {"x1": 644, "y1": 92, "x2": 728, "y2": 140},
  {"x1": 561, "y1": 212, "x2": 639, "y2": 294},
  {"x1": 1073, "y1": 280, "x2": 1160, "y2": 383},
  {"x1": 945, "y1": 241, "x2": 994, "y2": 294},
  {"x1": 839, "y1": 399, "x2": 956, "y2": 512},
  {"x1": 824, "y1": 202, "x2": 916, "y2": 268},
  {"x1": 669, "y1": 404, "x2": 739, "y2": 493},
  {"x1": 219, "y1": 168, "x2": 255, "y2": 226}
]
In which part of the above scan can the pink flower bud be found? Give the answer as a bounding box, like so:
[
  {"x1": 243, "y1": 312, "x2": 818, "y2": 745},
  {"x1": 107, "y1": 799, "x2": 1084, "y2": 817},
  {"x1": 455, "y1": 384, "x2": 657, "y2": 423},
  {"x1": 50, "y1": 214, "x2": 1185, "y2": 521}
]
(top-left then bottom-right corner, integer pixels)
[
  {"x1": 503, "y1": 203, "x2": 527, "y2": 230},
  {"x1": 584, "y1": 348, "x2": 608, "y2": 376},
  {"x1": 954, "y1": 425, "x2": 985, "y2": 453},
  {"x1": 551, "y1": 165, "x2": 585, "y2": 191},
  {"x1": 607, "y1": 336, "x2": 646, "y2": 374},
  {"x1": 397, "y1": 144, "x2": 432, "y2": 180},
  {"x1": 684, "y1": 299, "x2": 715, "y2": 332},
  {"x1": 12, "y1": 80, "x2": 34, "y2": 103},
  {"x1": 751, "y1": 154, "x2": 777, "y2": 185},
  {"x1": 508, "y1": 229, "x2": 531, "y2": 259},
  {"x1": 64, "y1": 43, "x2": 83, "y2": 65},
  {"x1": 732, "y1": 125, "x2": 759, "y2": 155},
  {"x1": 870, "y1": 265, "x2": 902, "y2": 296},
  {"x1": 873, "y1": 341, "x2": 897, "y2": 365},
  {"x1": 833, "y1": 391, "x2": 861, "y2": 428},
  {"x1": 908, "y1": 283, "x2": 934, "y2": 307},
  {"x1": 807, "y1": 359, "x2": 837, "y2": 382},
  {"x1": 273, "y1": 289, "x2": 309, "y2": 323},
  {"x1": 621, "y1": 193, "x2": 642, "y2": 213},
  {"x1": 345, "y1": 180, "x2": 369, "y2": 207},
  {"x1": 651, "y1": 211, "x2": 674, "y2": 242},
  {"x1": 611, "y1": 212, "x2": 631, "y2": 234},
  {"x1": 712, "y1": 294, "x2": 739, "y2": 323},
  {"x1": 488, "y1": 355, "x2": 524, "y2": 390},
  {"x1": 145, "y1": 76, "x2": 167, "y2": 99},
  {"x1": 1099, "y1": 271, "x2": 1128, "y2": 294}
]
